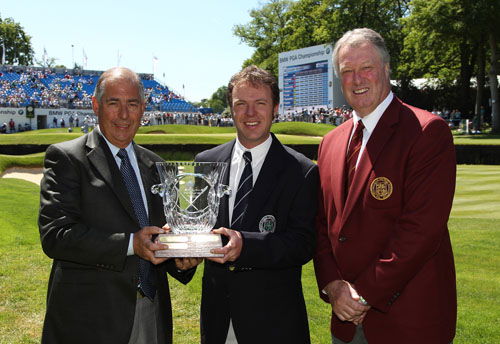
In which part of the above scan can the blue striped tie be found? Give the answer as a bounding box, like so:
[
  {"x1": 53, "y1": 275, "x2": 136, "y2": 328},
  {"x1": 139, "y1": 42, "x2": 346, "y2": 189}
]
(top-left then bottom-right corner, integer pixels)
[
  {"x1": 117, "y1": 148, "x2": 156, "y2": 300},
  {"x1": 231, "y1": 151, "x2": 253, "y2": 229}
]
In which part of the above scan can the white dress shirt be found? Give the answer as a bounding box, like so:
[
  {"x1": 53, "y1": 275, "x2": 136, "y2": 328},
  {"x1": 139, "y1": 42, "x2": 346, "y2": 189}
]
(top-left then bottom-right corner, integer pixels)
[
  {"x1": 100, "y1": 128, "x2": 147, "y2": 256},
  {"x1": 228, "y1": 135, "x2": 272, "y2": 225},
  {"x1": 350, "y1": 91, "x2": 394, "y2": 167}
]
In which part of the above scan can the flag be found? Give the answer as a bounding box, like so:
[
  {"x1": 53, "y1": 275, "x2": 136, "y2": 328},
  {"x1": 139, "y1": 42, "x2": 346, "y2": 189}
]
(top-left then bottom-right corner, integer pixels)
[
  {"x1": 1, "y1": 42, "x2": 5, "y2": 65},
  {"x1": 152, "y1": 56, "x2": 159, "y2": 74},
  {"x1": 43, "y1": 47, "x2": 48, "y2": 65},
  {"x1": 82, "y1": 48, "x2": 88, "y2": 69}
]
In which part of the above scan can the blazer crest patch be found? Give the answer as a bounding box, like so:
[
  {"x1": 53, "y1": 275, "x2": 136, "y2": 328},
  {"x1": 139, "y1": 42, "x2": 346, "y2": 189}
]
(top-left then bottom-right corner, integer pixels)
[
  {"x1": 259, "y1": 215, "x2": 276, "y2": 233},
  {"x1": 370, "y1": 177, "x2": 393, "y2": 200}
]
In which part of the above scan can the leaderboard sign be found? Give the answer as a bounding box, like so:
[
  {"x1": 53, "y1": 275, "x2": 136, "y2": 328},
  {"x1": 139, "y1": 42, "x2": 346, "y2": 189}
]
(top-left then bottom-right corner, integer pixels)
[{"x1": 278, "y1": 44, "x2": 344, "y2": 114}]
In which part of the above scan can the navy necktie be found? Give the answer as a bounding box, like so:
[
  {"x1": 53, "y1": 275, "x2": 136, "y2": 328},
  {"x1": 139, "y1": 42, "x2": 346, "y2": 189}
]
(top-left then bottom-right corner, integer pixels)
[
  {"x1": 117, "y1": 148, "x2": 156, "y2": 300},
  {"x1": 231, "y1": 151, "x2": 253, "y2": 229}
]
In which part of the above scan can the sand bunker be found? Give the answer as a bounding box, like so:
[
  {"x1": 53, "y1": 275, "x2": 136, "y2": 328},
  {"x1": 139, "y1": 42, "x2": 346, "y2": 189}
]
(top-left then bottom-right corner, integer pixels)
[{"x1": 1, "y1": 167, "x2": 44, "y2": 185}]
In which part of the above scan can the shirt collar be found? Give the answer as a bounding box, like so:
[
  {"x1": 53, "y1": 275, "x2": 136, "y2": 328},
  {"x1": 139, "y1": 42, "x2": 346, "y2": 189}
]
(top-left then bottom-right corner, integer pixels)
[
  {"x1": 353, "y1": 91, "x2": 393, "y2": 133},
  {"x1": 97, "y1": 126, "x2": 134, "y2": 157},
  {"x1": 234, "y1": 134, "x2": 273, "y2": 162}
]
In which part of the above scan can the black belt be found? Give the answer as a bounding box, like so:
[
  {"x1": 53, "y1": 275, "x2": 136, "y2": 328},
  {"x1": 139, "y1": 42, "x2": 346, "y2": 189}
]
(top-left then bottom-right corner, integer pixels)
[{"x1": 208, "y1": 261, "x2": 253, "y2": 273}]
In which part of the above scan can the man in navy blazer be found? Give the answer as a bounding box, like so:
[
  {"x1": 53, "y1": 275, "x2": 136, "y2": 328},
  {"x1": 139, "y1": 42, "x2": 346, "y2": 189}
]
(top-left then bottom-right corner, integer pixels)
[{"x1": 194, "y1": 65, "x2": 318, "y2": 344}]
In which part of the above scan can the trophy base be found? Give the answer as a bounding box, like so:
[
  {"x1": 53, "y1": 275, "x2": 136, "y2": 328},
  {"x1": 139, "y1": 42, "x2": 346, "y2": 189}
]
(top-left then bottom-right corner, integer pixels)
[{"x1": 155, "y1": 233, "x2": 224, "y2": 258}]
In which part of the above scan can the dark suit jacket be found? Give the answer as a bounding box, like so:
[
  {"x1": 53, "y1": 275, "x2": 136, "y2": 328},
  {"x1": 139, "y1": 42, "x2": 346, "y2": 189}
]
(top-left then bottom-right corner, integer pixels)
[
  {"x1": 195, "y1": 133, "x2": 318, "y2": 344},
  {"x1": 38, "y1": 128, "x2": 192, "y2": 344},
  {"x1": 314, "y1": 97, "x2": 457, "y2": 344}
]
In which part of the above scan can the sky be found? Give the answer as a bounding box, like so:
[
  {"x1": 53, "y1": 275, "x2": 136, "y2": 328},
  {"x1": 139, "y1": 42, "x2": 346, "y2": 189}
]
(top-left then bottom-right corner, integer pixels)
[{"x1": 1, "y1": 0, "x2": 265, "y2": 102}]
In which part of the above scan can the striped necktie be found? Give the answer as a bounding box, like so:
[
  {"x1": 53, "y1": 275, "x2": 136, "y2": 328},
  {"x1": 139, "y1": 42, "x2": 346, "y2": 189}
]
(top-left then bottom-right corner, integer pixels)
[
  {"x1": 231, "y1": 151, "x2": 253, "y2": 229},
  {"x1": 117, "y1": 148, "x2": 156, "y2": 300},
  {"x1": 345, "y1": 120, "x2": 365, "y2": 193}
]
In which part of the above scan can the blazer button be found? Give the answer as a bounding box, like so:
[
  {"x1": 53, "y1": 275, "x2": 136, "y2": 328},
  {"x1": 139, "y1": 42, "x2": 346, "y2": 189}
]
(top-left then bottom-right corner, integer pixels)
[{"x1": 338, "y1": 236, "x2": 347, "y2": 242}]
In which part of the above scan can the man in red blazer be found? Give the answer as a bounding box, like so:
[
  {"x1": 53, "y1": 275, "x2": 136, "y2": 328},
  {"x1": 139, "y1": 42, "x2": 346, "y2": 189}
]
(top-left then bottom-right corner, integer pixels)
[{"x1": 314, "y1": 28, "x2": 457, "y2": 344}]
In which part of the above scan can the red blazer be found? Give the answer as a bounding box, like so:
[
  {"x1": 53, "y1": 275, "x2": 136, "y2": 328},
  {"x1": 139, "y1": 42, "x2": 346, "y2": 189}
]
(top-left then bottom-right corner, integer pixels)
[{"x1": 314, "y1": 97, "x2": 457, "y2": 344}]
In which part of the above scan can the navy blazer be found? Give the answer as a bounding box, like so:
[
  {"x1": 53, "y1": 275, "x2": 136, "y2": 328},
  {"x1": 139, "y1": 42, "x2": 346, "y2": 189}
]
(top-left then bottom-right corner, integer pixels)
[{"x1": 195, "y1": 133, "x2": 318, "y2": 344}]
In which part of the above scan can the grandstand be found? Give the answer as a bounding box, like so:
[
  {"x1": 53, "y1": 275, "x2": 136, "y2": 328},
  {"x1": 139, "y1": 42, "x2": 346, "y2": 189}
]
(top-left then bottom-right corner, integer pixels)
[{"x1": 0, "y1": 65, "x2": 199, "y2": 130}]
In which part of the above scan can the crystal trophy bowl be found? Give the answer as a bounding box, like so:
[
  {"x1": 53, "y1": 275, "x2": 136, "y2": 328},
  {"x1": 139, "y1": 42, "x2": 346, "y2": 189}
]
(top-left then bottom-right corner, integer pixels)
[{"x1": 151, "y1": 161, "x2": 230, "y2": 257}]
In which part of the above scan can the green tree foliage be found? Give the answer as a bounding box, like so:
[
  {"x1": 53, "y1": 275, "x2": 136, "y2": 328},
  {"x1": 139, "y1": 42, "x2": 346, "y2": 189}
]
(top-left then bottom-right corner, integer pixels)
[
  {"x1": 233, "y1": 0, "x2": 293, "y2": 76},
  {"x1": 402, "y1": 0, "x2": 500, "y2": 126},
  {"x1": 234, "y1": 0, "x2": 409, "y2": 79},
  {"x1": 0, "y1": 16, "x2": 34, "y2": 65},
  {"x1": 208, "y1": 85, "x2": 229, "y2": 113},
  {"x1": 234, "y1": 0, "x2": 500, "y2": 131},
  {"x1": 35, "y1": 56, "x2": 59, "y2": 68}
]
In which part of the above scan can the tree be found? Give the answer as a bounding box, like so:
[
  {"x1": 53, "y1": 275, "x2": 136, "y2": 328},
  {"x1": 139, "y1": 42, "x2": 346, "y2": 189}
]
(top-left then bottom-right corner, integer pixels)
[
  {"x1": 233, "y1": 0, "x2": 293, "y2": 75},
  {"x1": 234, "y1": 0, "x2": 410, "y2": 79},
  {"x1": 208, "y1": 85, "x2": 229, "y2": 113},
  {"x1": 192, "y1": 99, "x2": 209, "y2": 109},
  {"x1": 489, "y1": 34, "x2": 499, "y2": 133},
  {"x1": 401, "y1": 0, "x2": 500, "y2": 118},
  {"x1": 0, "y1": 15, "x2": 34, "y2": 65},
  {"x1": 35, "y1": 56, "x2": 59, "y2": 68}
]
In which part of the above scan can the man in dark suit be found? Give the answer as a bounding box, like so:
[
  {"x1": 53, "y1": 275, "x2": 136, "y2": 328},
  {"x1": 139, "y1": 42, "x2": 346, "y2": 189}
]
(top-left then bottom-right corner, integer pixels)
[
  {"x1": 194, "y1": 65, "x2": 318, "y2": 343},
  {"x1": 314, "y1": 28, "x2": 457, "y2": 344},
  {"x1": 38, "y1": 67, "x2": 194, "y2": 344}
]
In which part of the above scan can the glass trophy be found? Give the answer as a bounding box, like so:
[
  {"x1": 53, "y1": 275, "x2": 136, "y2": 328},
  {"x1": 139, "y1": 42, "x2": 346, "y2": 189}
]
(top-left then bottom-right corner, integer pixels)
[{"x1": 151, "y1": 161, "x2": 230, "y2": 257}]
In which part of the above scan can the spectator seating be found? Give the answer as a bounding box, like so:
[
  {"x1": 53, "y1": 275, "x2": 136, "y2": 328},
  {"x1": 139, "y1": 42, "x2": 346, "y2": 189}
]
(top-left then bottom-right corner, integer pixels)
[{"x1": 0, "y1": 66, "x2": 196, "y2": 112}]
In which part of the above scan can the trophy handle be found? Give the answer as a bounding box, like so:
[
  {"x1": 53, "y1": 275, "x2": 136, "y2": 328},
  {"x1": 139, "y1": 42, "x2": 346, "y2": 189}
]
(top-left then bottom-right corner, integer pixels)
[
  {"x1": 217, "y1": 184, "x2": 231, "y2": 198},
  {"x1": 151, "y1": 183, "x2": 165, "y2": 197}
]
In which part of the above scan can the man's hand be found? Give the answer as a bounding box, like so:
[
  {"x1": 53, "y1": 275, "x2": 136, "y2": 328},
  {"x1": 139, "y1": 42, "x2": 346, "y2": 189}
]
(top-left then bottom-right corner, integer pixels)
[
  {"x1": 323, "y1": 280, "x2": 370, "y2": 324},
  {"x1": 133, "y1": 226, "x2": 169, "y2": 265},
  {"x1": 175, "y1": 258, "x2": 203, "y2": 270},
  {"x1": 207, "y1": 227, "x2": 243, "y2": 264},
  {"x1": 161, "y1": 225, "x2": 203, "y2": 270}
]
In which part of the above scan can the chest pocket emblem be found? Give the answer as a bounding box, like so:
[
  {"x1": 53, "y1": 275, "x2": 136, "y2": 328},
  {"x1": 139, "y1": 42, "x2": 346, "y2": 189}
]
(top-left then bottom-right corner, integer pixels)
[
  {"x1": 259, "y1": 215, "x2": 276, "y2": 233},
  {"x1": 370, "y1": 177, "x2": 393, "y2": 200}
]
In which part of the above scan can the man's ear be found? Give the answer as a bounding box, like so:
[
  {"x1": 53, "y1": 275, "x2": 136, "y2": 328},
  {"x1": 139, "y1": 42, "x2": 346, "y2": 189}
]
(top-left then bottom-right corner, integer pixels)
[{"x1": 91, "y1": 96, "x2": 100, "y2": 117}]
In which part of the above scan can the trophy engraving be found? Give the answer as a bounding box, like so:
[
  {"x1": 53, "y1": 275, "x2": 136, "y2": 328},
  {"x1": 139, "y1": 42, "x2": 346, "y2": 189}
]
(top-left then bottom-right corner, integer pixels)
[{"x1": 151, "y1": 161, "x2": 230, "y2": 257}]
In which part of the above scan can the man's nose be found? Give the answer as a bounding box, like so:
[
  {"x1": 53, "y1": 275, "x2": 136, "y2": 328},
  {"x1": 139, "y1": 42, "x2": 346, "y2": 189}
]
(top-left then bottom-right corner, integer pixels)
[
  {"x1": 352, "y1": 71, "x2": 362, "y2": 85},
  {"x1": 245, "y1": 104, "x2": 256, "y2": 116},
  {"x1": 118, "y1": 103, "x2": 129, "y2": 118}
]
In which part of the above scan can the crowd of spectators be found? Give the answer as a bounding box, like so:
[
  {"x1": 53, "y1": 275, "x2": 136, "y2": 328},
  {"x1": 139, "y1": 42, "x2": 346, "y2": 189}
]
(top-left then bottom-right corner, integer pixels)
[
  {"x1": 0, "y1": 118, "x2": 32, "y2": 133},
  {"x1": 0, "y1": 66, "x2": 192, "y2": 111},
  {"x1": 141, "y1": 112, "x2": 234, "y2": 127},
  {"x1": 278, "y1": 106, "x2": 353, "y2": 125},
  {"x1": 0, "y1": 67, "x2": 96, "y2": 109},
  {"x1": 0, "y1": 67, "x2": 357, "y2": 133}
]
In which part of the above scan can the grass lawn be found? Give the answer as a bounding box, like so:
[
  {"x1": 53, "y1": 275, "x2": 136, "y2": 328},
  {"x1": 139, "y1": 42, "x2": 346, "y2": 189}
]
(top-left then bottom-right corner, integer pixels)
[
  {"x1": 0, "y1": 165, "x2": 499, "y2": 343},
  {"x1": 1, "y1": 122, "x2": 499, "y2": 146}
]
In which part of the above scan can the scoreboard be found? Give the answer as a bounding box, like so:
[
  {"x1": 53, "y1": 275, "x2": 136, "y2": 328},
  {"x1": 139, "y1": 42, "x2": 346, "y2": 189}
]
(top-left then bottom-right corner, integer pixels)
[
  {"x1": 282, "y1": 61, "x2": 329, "y2": 108},
  {"x1": 278, "y1": 44, "x2": 345, "y2": 115}
]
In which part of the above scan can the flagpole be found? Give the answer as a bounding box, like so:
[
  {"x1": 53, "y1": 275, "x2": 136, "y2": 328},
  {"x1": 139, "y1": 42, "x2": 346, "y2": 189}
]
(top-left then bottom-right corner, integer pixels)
[{"x1": 1, "y1": 41, "x2": 5, "y2": 65}]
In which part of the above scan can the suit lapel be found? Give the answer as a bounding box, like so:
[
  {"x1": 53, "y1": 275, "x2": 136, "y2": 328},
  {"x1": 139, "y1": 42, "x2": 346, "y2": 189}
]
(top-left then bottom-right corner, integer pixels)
[
  {"x1": 341, "y1": 98, "x2": 401, "y2": 225},
  {"x1": 86, "y1": 129, "x2": 138, "y2": 226},
  {"x1": 331, "y1": 121, "x2": 352, "y2": 214},
  {"x1": 135, "y1": 144, "x2": 159, "y2": 217},
  {"x1": 215, "y1": 141, "x2": 235, "y2": 228},
  {"x1": 243, "y1": 135, "x2": 286, "y2": 232}
]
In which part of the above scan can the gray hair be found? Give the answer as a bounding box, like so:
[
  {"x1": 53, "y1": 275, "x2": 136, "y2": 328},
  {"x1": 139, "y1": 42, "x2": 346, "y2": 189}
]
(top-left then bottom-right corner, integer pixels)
[
  {"x1": 332, "y1": 28, "x2": 390, "y2": 77},
  {"x1": 93, "y1": 67, "x2": 145, "y2": 103}
]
